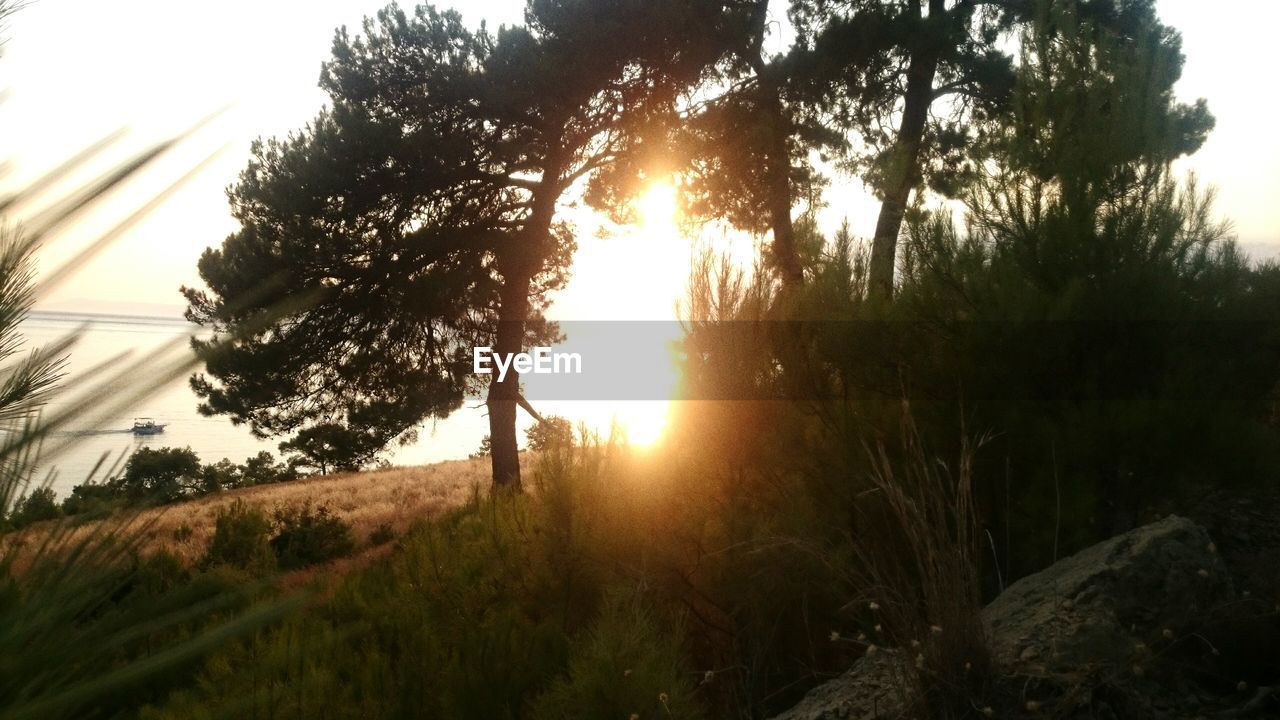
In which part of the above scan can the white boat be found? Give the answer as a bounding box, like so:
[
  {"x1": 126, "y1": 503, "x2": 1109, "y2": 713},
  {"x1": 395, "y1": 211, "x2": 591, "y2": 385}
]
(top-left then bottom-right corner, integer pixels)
[{"x1": 131, "y1": 418, "x2": 167, "y2": 435}]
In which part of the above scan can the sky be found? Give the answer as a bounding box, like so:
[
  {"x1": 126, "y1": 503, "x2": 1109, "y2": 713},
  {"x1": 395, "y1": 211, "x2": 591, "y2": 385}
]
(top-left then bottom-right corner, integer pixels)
[{"x1": 3, "y1": 0, "x2": 1275, "y2": 317}]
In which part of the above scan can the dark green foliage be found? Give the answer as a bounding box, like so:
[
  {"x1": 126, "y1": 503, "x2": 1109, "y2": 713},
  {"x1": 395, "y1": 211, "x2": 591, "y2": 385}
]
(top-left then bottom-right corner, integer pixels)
[
  {"x1": 529, "y1": 594, "x2": 706, "y2": 720},
  {"x1": 241, "y1": 451, "x2": 297, "y2": 486},
  {"x1": 60, "y1": 482, "x2": 120, "y2": 517},
  {"x1": 203, "y1": 500, "x2": 274, "y2": 573},
  {"x1": 525, "y1": 415, "x2": 573, "y2": 452},
  {"x1": 8, "y1": 486, "x2": 60, "y2": 528},
  {"x1": 144, "y1": 442, "x2": 863, "y2": 719},
  {"x1": 57, "y1": 450, "x2": 297, "y2": 516},
  {"x1": 269, "y1": 504, "x2": 355, "y2": 570},
  {"x1": 278, "y1": 423, "x2": 384, "y2": 475},
  {"x1": 198, "y1": 458, "x2": 239, "y2": 494},
  {"x1": 116, "y1": 447, "x2": 203, "y2": 505}
]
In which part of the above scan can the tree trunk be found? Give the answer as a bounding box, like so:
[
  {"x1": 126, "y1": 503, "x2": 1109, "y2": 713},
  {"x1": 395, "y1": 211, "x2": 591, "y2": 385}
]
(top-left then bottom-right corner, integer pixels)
[
  {"x1": 743, "y1": 0, "x2": 801, "y2": 288},
  {"x1": 765, "y1": 91, "x2": 803, "y2": 287},
  {"x1": 487, "y1": 263, "x2": 531, "y2": 490},
  {"x1": 868, "y1": 45, "x2": 939, "y2": 299},
  {"x1": 487, "y1": 163, "x2": 562, "y2": 490}
]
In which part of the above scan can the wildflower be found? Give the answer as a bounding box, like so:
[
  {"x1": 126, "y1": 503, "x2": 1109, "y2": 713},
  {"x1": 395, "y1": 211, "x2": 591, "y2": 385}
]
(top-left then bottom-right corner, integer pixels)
[
  {"x1": 982, "y1": 707, "x2": 994, "y2": 717},
  {"x1": 658, "y1": 693, "x2": 669, "y2": 705},
  {"x1": 865, "y1": 644, "x2": 878, "y2": 657},
  {"x1": 874, "y1": 623, "x2": 882, "y2": 633},
  {"x1": 857, "y1": 632, "x2": 867, "y2": 642},
  {"x1": 964, "y1": 661, "x2": 972, "y2": 672},
  {"x1": 869, "y1": 601, "x2": 880, "y2": 611},
  {"x1": 910, "y1": 639, "x2": 921, "y2": 649},
  {"x1": 1161, "y1": 628, "x2": 1174, "y2": 640},
  {"x1": 702, "y1": 670, "x2": 714, "y2": 685},
  {"x1": 1197, "y1": 568, "x2": 1210, "y2": 578},
  {"x1": 829, "y1": 630, "x2": 840, "y2": 642},
  {"x1": 1026, "y1": 700, "x2": 1041, "y2": 712},
  {"x1": 930, "y1": 624, "x2": 943, "y2": 635}
]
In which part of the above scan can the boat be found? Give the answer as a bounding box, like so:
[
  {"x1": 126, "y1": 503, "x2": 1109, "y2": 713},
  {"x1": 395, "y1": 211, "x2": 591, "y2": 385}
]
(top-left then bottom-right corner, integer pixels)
[{"x1": 131, "y1": 418, "x2": 167, "y2": 435}]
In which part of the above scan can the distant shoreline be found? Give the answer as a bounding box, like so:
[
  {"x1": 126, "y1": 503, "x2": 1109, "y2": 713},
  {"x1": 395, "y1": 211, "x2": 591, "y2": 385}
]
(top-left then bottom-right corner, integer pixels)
[{"x1": 25, "y1": 309, "x2": 191, "y2": 325}]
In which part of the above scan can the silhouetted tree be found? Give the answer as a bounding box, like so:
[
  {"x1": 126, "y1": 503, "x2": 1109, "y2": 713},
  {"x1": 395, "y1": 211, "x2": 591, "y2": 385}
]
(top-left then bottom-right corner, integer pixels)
[
  {"x1": 279, "y1": 422, "x2": 386, "y2": 475},
  {"x1": 115, "y1": 447, "x2": 203, "y2": 504},
  {"x1": 187, "y1": 2, "x2": 727, "y2": 490},
  {"x1": 790, "y1": 0, "x2": 1023, "y2": 297},
  {"x1": 602, "y1": 0, "x2": 838, "y2": 286}
]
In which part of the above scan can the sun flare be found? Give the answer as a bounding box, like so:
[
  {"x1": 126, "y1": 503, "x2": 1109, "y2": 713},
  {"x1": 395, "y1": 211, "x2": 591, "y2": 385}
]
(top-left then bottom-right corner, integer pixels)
[{"x1": 638, "y1": 182, "x2": 678, "y2": 232}]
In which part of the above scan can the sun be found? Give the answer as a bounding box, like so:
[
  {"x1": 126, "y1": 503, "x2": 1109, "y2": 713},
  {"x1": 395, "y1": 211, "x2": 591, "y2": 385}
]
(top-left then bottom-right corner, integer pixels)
[{"x1": 637, "y1": 182, "x2": 678, "y2": 231}]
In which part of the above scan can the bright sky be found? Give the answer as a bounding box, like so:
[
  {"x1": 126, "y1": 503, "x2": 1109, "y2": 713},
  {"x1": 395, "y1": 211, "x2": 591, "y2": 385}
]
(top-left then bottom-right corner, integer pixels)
[{"x1": 1, "y1": 0, "x2": 1277, "y2": 315}]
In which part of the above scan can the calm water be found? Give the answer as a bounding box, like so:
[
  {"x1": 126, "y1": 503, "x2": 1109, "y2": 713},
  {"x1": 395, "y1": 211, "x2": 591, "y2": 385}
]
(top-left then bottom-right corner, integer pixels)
[{"x1": 18, "y1": 311, "x2": 492, "y2": 499}]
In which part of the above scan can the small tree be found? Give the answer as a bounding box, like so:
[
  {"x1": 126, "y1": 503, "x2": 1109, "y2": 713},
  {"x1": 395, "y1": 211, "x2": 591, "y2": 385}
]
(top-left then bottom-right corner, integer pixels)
[
  {"x1": 240, "y1": 451, "x2": 296, "y2": 486},
  {"x1": 525, "y1": 416, "x2": 573, "y2": 452},
  {"x1": 114, "y1": 447, "x2": 203, "y2": 505},
  {"x1": 279, "y1": 423, "x2": 384, "y2": 476},
  {"x1": 203, "y1": 500, "x2": 274, "y2": 572},
  {"x1": 9, "y1": 487, "x2": 60, "y2": 528}
]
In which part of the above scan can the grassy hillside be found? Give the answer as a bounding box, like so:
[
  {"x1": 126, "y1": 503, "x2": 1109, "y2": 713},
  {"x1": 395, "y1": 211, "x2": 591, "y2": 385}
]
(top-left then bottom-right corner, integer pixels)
[{"x1": 4, "y1": 457, "x2": 489, "y2": 571}]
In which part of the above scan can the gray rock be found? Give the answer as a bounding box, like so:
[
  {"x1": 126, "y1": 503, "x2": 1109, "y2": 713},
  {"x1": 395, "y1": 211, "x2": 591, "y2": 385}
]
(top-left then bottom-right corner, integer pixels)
[
  {"x1": 769, "y1": 651, "x2": 910, "y2": 720},
  {"x1": 984, "y1": 515, "x2": 1233, "y2": 673},
  {"x1": 770, "y1": 516, "x2": 1234, "y2": 719}
]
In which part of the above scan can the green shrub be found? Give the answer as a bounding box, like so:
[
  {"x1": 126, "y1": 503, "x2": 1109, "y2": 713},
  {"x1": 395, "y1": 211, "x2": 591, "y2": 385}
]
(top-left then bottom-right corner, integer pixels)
[
  {"x1": 203, "y1": 500, "x2": 274, "y2": 573},
  {"x1": 239, "y1": 451, "x2": 296, "y2": 486},
  {"x1": 60, "y1": 482, "x2": 122, "y2": 518},
  {"x1": 116, "y1": 447, "x2": 203, "y2": 505},
  {"x1": 269, "y1": 504, "x2": 355, "y2": 570},
  {"x1": 134, "y1": 549, "x2": 190, "y2": 595},
  {"x1": 9, "y1": 486, "x2": 60, "y2": 528},
  {"x1": 530, "y1": 594, "x2": 706, "y2": 720},
  {"x1": 198, "y1": 459, "x2": 240, "y2": 493}
]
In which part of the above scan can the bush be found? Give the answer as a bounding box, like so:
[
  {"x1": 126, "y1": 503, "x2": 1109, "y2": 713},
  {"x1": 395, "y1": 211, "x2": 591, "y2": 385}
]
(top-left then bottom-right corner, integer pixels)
[
  {"x1": 529, "y1": 594, "x2": 705, "y2": 720},
  {"x1": 279, "y1": 423, "x2": 385, "y2": 475},
  {"x1": 203, "y1": 501, "x2": 274, "y2": 573},
  {"x1": 470, "y1": 434, "x2": 492, "y2": 459},
  {"x1": 9, "y1": 486, "x2": 61, "y2": 528},
  {"x1": 60, "y1": 482, "x2": 121, "y2": 517},
  {"x1": 116, "y1": 447, "x2": 203, "y2": 505},
  {"x1": 269, "y1": 504, "x2": 355, "y2": 570},
  {"x1": 199, "y1": 459, "x2": 241, "y2": 494},
  {"x1": 239, "y1": 451, "x2": 296, "y2": 486},
  {"x1": 525, "y1": 416, "x2": 573, "y2": 452}
]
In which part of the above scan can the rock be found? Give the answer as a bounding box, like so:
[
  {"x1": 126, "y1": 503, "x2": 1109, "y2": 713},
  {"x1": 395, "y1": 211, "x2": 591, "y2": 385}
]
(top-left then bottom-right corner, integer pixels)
[
  {"x1": 769, "y1": 651, "x2": 908, "y2": 720},
  {"x1": 984, "y1": 515, "x2": 1233, "y2": 673},
  {"x1": 770, "y1": 516, "x2": 1236, "y2": 720}
]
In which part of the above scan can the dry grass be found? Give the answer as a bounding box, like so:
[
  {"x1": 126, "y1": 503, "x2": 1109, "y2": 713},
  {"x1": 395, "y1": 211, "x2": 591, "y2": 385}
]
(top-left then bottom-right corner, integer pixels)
[{"x1": 6, "y1": 457, "x2": 490, "y2": 569}]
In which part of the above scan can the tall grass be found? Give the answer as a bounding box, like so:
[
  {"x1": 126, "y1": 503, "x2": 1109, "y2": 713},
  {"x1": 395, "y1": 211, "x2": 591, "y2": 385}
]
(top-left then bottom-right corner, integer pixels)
[
  {"x1": 848, "y1": 406, "x2": 991, "y2": 717},
  {"x1": 0, "y1": 35, "x2": 309, "y2": 714}
]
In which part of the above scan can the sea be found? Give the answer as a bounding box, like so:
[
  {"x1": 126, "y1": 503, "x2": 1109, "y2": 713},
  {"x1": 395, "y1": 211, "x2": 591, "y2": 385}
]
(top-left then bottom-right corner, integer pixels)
[{"x1": 16, "y1": 310, "x2": 493, "y2": 499}]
